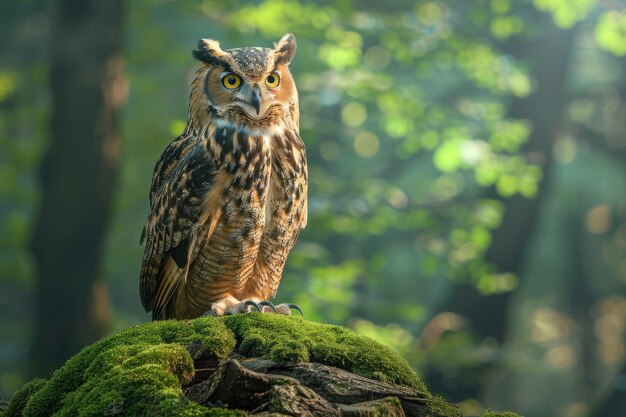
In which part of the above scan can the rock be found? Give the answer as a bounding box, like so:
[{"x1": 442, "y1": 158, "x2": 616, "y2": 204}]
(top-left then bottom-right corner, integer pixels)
[
  {"x1": 239, "y1": 359, "x2": 429, "y2": 406},
  {"x1": 186, "y1": 359, "x2": 340, "y2": 416},
  {"x1": 337, "y1": 397, "x2": 405, "y2": 417},
  {"x1": 1, "y1": 314, "x2": 521, "y2": 417}
]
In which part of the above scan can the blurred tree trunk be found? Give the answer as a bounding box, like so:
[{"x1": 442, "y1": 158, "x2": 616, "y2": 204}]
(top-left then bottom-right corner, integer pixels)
[
  {"x1": 447, "y1": 13, "x2": 577, "y2": 342},
  {"x1": 573, "y1": 57, "x2": 626, "y2": 415},
  {"x1": 588, "y1": 363, "x2": 626, "y2": 417},
  {"x1": 29, "y1": 0, "x2": 126, "y2": 377},
  {"x1": 430, "y1": 13, "x2": 578, "y2": 400}
]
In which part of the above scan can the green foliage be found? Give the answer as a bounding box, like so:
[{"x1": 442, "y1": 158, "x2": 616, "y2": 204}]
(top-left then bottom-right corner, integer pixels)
[
  {"x1": 0, "y1": 67, "x2": 41, "y2": 291},
  {"x1": 533, "y1": 0, "x2": 595, "y2": 28},
  {"x1": 455, "y1": 41, "x2": 531, "y2": 96},
  {"x1": 595, "y1": 11, "x2": 626, "y2": 57},
  {"x1": 0, "y1": 72, "x2": 18, "y2": 102}
]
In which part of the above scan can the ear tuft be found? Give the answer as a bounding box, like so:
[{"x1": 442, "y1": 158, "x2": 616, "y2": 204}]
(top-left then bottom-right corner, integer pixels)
[
  {"x1": 193, "y1": 38, "x2": 226, "y2": 65},
  {"x1": 274, "y1": 33, "x2": 297, "y2": 65}
]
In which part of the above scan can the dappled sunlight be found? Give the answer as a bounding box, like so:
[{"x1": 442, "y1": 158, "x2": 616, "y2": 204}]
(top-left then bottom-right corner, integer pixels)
[
  {"x1": 530, "y1": 308, "x2": 576, "y2": 344},
  {"x1": 585, "y1": 204, "x2": 612, "y2": 234},
  {"x1": 594, "y1": 297, "x2": 626, "y2": 366},
  {"x1": 1, "y1": 0, "x2": 626, "y2": 416}
]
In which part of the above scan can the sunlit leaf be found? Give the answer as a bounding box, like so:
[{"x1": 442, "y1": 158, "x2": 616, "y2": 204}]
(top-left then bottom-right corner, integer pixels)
[
  {"x1": 595, "y1": 11, "x2": 626, "y2": 57},
  {"x1": 434, "y1": 138, "x2": 463, "y2": 172},
  {"x1": 0, "y1": 72, "x2": 18, "y2": 102},
  {"x1": 533, "y1": 0, "x2": 595, "y2": 28}
]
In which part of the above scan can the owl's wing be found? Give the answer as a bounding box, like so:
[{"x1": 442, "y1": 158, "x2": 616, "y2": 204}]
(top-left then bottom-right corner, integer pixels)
[{"x1": 140, "y1": 136, "x2": 215, "y2": 316}]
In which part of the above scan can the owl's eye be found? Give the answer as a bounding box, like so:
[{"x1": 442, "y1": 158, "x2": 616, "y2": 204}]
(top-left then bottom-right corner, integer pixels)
[
  {"x1": 265, "y1": 72, "x2": 280, "y2": 88},
  {"x1": 221, "y1": 73, "x2": 242, "y2": 89}
]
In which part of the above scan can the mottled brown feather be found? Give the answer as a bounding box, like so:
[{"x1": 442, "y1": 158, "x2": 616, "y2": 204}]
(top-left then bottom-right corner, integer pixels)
[
  {"x1": 140, "y1": 34, "x2": 306, "y2": 319},
  {"x1": 140, "y1": 138, "x2": 215, "y2": 312}
]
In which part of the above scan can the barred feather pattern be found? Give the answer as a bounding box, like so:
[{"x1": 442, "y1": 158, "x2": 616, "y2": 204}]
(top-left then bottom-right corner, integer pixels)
[
  {"x1": 141, "y1": 37, "x2": 306, "y2": 320},
  {"x1": 140, "y1": 101, "x2": 306, "y2": 319},
  {"x1": 139, "y1": 134, "x2": 216, "y2": 312}
]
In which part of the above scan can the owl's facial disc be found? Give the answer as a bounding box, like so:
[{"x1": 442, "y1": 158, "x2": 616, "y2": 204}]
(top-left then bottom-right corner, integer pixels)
[
  {"x1": 234, "y1": 71, "x2": 284, "y2": 117},
  {"x1": 218, "y1": 71, "x2": 261, "y2": 117},
  {"x1": 230, "y1": 83, "x2": 264, "y2": 117}
]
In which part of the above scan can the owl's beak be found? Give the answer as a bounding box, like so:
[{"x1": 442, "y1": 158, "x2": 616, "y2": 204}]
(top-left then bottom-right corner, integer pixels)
[
  {"x1": 249, "y1": 86, "x2": 261, "y2": 115},
  {"x1": 245, "y1": 86, "x2": 261, "y2": 116}
]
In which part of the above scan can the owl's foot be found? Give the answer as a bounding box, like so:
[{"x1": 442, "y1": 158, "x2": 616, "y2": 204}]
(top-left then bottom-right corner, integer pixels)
[
  {"x1": 259, "y1": 301, "x2": 304, "y2": 316},
  {"x1": 201, "y1": 297, "x2": 303, "y2": 317},
  {"x1": 202, "y1": 297, "x2": 263, "y2": 317}
]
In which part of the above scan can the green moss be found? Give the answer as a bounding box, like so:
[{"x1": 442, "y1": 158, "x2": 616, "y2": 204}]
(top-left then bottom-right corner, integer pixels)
[
  {"x1": 269, "y1": 339, "x2": 310, "y2": 363},
  {"x1": 8, "y1": 318, "x2": 236, "y2": 417},
  {"x1": 426, "y1": 396, "x2": 463, "y2": 417},
  {"x1": 2, "y1": 378, "x2": 47, "y2": 417},
  {"x1": 222, "y1": 313, "x2": 427, "y2": 392},
  {"x1": 377, "y1": 397, "x2": 403, "y2": 416},
  {"x1": 481, "y1": 412, "x2": 523, "y2": 417}
]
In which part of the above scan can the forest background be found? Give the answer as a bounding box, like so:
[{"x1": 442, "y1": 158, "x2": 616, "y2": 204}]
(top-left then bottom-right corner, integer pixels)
[{"x1": 1, "y1": 1, "x2": 626, "y2": 416}]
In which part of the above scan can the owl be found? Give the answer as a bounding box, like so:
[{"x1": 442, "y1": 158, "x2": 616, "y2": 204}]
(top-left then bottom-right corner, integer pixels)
[{"x1": 140, "y1": 34, "x2": 307, "y2": 320}]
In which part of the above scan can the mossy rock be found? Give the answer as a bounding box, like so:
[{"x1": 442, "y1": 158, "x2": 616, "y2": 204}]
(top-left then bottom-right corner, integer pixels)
[
  {"x1": 3, "y1": 314, "x2": 521, "y2": 417},
  {"x1": 223, "y1": 313, "x2": 425, "y2": 391}
]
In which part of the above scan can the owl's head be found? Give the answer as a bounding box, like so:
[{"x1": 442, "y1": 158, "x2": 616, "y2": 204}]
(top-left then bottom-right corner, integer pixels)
[{"x1": 191, "y1": 33, "x2": 298, "y2": 126}]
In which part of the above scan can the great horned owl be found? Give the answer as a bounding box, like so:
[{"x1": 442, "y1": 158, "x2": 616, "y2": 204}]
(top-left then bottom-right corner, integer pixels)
[{"x1": 140, "y1": 34, "x2": 307, "y2": 320}]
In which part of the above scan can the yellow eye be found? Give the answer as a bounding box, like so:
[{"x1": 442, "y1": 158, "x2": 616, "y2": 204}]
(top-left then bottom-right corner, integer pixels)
[
  {"x1": 265, "y1": 72, "x2": 280, "y2": 88},
  {"x1": 221, "y1": 73, "x2": 241, "y2": 89}
]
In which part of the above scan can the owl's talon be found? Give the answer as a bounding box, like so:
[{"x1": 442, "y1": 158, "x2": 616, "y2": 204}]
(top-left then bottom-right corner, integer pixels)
[
  {"x1": 201, "y1": 299, "x2": 289, "y2": 316},
  {"x1": 243, "y1": 300, "x2": 262, "y2": 313},
  {"x1": 286, "y1": 303, "x2": 304, "y2": 316},
  {"x1": 259, "y1": 301, "x2": 277, "y2": 312},
  {"x1": 272, "y1": 303, "x2": 304, "y2": 316}
]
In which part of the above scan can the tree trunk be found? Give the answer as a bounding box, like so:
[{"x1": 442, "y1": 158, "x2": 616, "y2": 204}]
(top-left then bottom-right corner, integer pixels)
[
  {"x1": 588, "y1": 362, "x2": 626, "y2": 417},
  {"x1": 448, "y1": 12, "x2": 577, "y2": 344},
  {"x1": 29, "y1": 0, "x2": 126, "y2": 377},
  {"x1": 185, "y1": 357, "x2": 440, "y2": 417},
  {"x1": 429, "y1": 12, "x2": 578, "y2": 402}
]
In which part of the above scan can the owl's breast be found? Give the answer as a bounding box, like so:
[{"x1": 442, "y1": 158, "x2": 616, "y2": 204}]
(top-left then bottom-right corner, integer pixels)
[
  {"x1": 181, "y1": 123, "x2": 305, "y2": 307},
  {"x1": 264, "y1": 130, "x2": 308, "y2": 243},
  {"x1": 186, "y1": 126, "x2": 271, "y2": 293},
  {"x1": 203, "y1": 122, "x2": 305, "y2": 229},
  {"x1": 200, "y1": 123, "x2": 273, "y2": 241}
]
